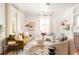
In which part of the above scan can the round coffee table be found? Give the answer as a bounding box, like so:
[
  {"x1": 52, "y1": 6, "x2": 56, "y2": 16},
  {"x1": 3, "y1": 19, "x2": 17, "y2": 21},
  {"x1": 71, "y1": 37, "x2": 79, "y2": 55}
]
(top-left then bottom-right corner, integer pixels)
[{"x1": 28, "y1": 45, "x2": 48, "y2": 55}]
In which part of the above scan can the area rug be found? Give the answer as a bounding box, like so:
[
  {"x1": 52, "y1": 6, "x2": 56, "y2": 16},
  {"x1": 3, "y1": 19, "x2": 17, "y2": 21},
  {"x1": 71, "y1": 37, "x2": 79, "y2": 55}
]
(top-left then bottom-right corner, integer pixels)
[{"x1": 7, "y1": 51, "x2": 17, "y2": 55}]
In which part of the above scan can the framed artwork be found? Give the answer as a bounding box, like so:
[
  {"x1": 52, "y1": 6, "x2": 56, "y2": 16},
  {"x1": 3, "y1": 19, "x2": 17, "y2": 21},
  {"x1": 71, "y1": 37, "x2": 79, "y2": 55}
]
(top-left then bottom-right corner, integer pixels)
[
  {"x1": 61, "y1": 19, "x2": 70, "y2": 31},
  {"x1": 25, "y1": 20, "x2": 35, "y2": 31}
]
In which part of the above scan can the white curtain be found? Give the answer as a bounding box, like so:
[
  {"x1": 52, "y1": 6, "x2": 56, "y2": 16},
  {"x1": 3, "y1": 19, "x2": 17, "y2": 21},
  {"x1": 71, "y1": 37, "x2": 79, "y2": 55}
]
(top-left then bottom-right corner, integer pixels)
[{"x1": 40, "y1": 16, "x2": 50, "y2": 33}]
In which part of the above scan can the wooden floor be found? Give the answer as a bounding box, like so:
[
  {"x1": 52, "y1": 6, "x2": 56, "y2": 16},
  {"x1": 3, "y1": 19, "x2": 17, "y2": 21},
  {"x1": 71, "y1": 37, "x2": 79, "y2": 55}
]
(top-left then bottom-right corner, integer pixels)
[
  {"x1": 75, "y1": 48, "x2": 79, "y2": 54},
  {"x1": 0, "y1": 49, "x2": 19, "y2": 55},
  {"x1": 0, "y1": 48, "x2": 79, "y2": 55},
  {"x1": 0, "y1": 50, "x2": 11, "y2": 55}
]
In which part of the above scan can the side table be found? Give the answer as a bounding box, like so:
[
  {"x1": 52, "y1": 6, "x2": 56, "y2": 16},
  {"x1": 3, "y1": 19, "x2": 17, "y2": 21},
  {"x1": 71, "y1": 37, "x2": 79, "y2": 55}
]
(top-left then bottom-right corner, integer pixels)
[{"x1": 48, "y1": 46, "x2": 56, "y2": 55}]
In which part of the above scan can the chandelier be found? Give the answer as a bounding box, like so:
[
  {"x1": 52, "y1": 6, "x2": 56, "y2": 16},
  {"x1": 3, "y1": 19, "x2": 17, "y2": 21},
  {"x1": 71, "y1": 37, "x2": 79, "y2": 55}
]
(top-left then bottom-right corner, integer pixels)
[{"x1": 39, "y1": 3, "x2": 56, "y2": 16}]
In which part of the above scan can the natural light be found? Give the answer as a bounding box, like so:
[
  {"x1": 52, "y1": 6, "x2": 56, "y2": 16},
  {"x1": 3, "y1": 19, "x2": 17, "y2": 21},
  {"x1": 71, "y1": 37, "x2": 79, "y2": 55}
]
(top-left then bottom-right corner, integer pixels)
[
  {"x1": 40, "y1": 16, "x2": 49, "y2": 33},
  {"x1": 77, "y1": 15, "x2": 79, "y2": 26}
]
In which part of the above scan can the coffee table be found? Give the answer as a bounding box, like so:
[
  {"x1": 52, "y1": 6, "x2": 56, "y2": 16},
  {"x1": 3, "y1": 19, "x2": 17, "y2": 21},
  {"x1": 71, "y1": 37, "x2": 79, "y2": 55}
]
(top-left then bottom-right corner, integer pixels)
[
  {"x1": 28, "y1": 45, "x2": 48, "y2": 55},
  {"x1": 19, "y1": 40, "x2": 54, "y2": 55}
]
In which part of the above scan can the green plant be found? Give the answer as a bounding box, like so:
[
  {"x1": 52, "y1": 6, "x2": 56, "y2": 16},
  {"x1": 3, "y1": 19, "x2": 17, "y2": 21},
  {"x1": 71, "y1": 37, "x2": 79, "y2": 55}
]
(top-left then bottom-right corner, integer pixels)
[{"x1": 0, "y1": 24, "x2": 3, "y2": 32}]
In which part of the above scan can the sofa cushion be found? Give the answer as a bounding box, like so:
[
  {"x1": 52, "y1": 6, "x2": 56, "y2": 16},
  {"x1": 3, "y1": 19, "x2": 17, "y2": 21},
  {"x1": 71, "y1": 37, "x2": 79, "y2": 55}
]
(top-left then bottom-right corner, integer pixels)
[{"x1": 53, "y1": 40, "x2": 69, "y2": 55}]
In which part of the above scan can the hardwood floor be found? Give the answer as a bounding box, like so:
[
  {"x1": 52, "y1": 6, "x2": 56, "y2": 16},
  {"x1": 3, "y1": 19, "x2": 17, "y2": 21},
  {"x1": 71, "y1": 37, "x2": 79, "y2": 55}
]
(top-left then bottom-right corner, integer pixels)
[
  {"x1": 0, "y1": 50, "x2": 11, "y2": 55},
  {"x1": 75, "y1": 47, "x2": 79, "y2": 54},
  {"x1": 0, "y1": 48, "x2": 79, "y2": 55},
  {"x1": 0, "y1": 49, "x2": 19, "y2": 55}
]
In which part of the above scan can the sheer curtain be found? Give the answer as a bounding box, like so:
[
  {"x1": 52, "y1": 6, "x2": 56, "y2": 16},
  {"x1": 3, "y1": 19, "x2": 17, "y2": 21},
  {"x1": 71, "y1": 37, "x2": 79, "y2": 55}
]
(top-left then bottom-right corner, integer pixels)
[
  {"x1": 76, "y1": 15, "x2": 79, "y2": 27},
  {"x1": 40, "y1": 16, "x2": 50, "y2": 33},
  {"x1": 74, "y1": 15, "x2": 79, "y2": 27},
  {"x1": 73, "y1": 14, "x2": 79, "y2": 32}
]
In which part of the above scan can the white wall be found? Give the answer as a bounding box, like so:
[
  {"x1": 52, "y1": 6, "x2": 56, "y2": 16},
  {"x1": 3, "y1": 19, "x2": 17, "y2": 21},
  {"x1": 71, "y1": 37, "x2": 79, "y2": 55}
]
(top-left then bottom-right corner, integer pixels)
[
  {"x1": 51, "y1": 6, "x2": 75, "y2": 40},
  {"x1": 23, "y1": 15, "x2": 40, "y2": 38},
  {"x1": 0, "y1": 3, "x2": 5, "y2": 53},
  {"x1": 0, "y1": 4, "x2": 5, "y2": 25},
  {"x1": 0, "y1": 3, "x2": 5, "y2": 38}
]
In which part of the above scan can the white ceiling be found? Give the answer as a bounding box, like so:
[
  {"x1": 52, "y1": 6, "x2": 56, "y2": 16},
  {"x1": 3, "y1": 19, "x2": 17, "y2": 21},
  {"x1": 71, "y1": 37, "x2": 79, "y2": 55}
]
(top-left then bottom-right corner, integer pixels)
[{"x1": 13, "y1": 3, "x2": 77, "y2": 15}]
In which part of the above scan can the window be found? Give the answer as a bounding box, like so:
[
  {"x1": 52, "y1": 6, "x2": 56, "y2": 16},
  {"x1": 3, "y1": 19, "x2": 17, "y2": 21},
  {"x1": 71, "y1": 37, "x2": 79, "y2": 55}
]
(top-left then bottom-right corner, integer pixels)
[
  {"x1": 73, "y1": 6, "x2": 79, "y2": 27},
  {"x1": 76, "y1": 15, "x2": 79, "y2": 26},
  {"x1": 12, "y1": 12, "x2": 17, "y2": 34},
  {"x1": 73, "y1": 15, "x2": 79, "y2": 27},
  {"x1": 11, "y1": 6, "x2": 17, "y2": 34},
  {"x1": 73, "y1": 14, "x2": 79, "y2": 32},
  {"x1": 40, "y1": 16, "x2": 49, "y2": 33}
]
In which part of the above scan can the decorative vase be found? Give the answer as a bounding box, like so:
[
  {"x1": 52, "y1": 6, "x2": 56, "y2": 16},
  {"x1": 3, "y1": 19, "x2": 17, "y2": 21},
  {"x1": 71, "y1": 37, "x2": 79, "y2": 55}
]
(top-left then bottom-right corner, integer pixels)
[{"x1": 41, "y1": 32, "x2": 47, "y2": 45}]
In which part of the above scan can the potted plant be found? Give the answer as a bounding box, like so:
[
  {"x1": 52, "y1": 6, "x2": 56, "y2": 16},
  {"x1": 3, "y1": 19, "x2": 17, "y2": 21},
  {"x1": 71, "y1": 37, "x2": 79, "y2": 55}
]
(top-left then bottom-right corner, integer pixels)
[
  {"x1": 0, "y1": 24, "x2": 3, "y2": 38},
  {"x1": 0, "y1": 24, "x2": 3, "y2": 32}
]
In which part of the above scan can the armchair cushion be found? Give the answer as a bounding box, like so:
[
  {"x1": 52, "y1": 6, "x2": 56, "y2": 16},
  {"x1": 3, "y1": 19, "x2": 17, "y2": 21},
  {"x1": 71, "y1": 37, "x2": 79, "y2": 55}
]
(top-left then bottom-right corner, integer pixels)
[
  {"x1": 23, "y1": 37, "x2": 30, "y2": 45},
  {"x1": 53, "y1": 40, "x2": 69, "y2": 55}
]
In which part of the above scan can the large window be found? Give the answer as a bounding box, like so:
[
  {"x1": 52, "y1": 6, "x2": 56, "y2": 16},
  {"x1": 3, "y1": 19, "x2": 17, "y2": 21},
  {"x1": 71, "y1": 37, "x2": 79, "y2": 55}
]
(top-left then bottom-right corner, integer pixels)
[
  {"x1": 76, "y1": 15, "x2": 79, "y2": 26},
  {"x1": 73, "y1": 15, "x2": 79, "y2": 27},
  {"x1": 12, "y1": 12, "x2": 17, "y2": 34},
  {"x1": 73, "y1": 5, "x2": 79, "y2": 28},
  {"x1": 11, "y1": 5, "x2": 17, "y2": 34},
  {"x1": 40, "y1": 16, "x2": 49, "y2": 33},
  {"x1": 73, "y1": 14, "x2": 79, "y2": 32}
]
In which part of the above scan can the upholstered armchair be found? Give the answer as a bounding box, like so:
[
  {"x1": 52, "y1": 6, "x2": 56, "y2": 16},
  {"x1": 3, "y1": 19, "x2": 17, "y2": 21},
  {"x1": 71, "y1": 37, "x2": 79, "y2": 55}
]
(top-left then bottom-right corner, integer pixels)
[
  {"x1": 15, "y1": 33, "x2": 30, "y2": 51},
  {"x1": 6, "y1": 35, "x2": 16, "y2": 45},
  {"x1": 53, "y1": 40, "x2": 69, "y2": 55},
  {"x1": 4, "y1": 35, "x2": 19, "y2": 52},
  {"x1": 53, "y1": 39, "x2": 75, "y2": 55}
]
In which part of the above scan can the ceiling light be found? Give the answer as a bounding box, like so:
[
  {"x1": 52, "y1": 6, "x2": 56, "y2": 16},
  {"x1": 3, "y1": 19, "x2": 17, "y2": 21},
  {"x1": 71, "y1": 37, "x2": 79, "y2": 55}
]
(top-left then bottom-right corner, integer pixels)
[{"x1": 46, "y1": 3, "x2": 50, "y2": 5}]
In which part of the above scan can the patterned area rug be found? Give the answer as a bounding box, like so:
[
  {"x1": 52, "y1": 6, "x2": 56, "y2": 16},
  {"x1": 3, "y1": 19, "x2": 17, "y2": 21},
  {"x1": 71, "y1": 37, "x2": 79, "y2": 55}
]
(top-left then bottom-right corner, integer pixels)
[
  {"x1": 29, "y1": 45, "x2": 48, "y2": 55},
  {"x1": 7, "y1": 51, "x2": 18, "y2": 55},
  {"x1": 75, "y1": 47, "x2": 79, "y2": 54}
]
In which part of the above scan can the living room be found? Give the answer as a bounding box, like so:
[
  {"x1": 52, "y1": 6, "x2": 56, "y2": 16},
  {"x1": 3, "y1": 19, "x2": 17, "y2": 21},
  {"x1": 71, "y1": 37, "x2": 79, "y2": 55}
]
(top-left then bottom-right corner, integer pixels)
[{"x1": 0, "y1": 3, "x2": 79, "y2": 55}]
